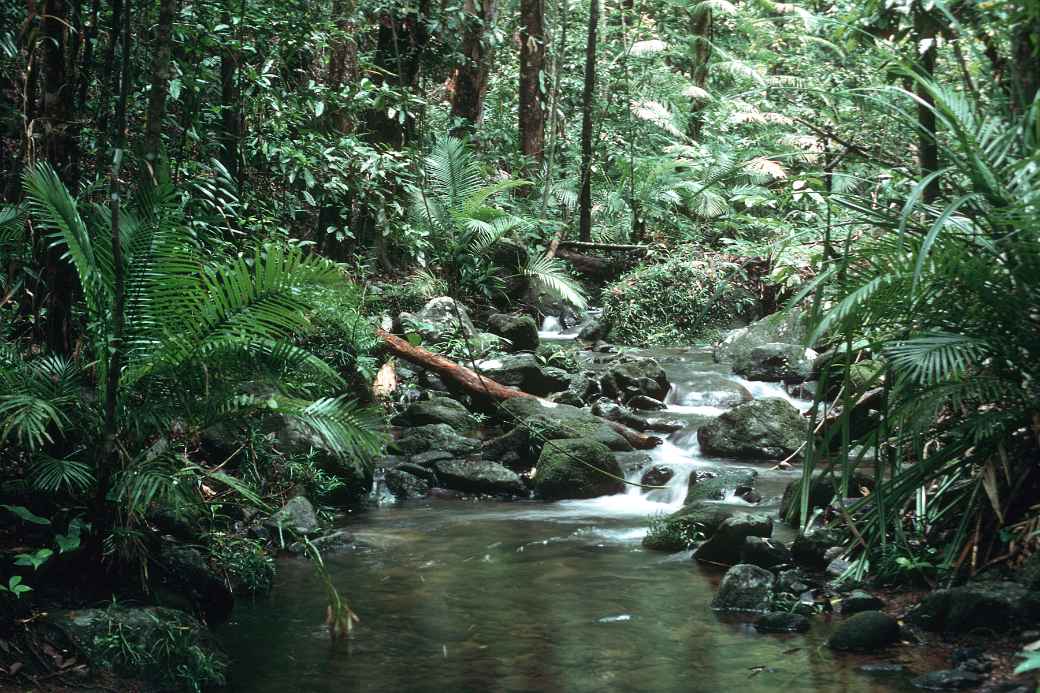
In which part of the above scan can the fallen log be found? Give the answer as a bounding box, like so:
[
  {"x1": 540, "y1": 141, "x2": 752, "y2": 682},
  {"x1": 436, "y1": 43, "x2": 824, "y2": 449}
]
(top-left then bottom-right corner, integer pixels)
[{"x1": 377, "y1": 329, "x2": 661, "y2": 450}]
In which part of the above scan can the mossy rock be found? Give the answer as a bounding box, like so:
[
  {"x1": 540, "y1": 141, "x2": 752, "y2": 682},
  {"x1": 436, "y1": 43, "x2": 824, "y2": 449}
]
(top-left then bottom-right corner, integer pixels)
[
  {"x1": 601, "y1": 248, "x2": 758, "y2": 347},
  {"x1": 500, "y1": 398, "x2": 632, "y2": 454},
  {"x1": 906, "y1": 582, "x2": 1040, "y2": 634},
  {"x1": 533, "y1": 439, "x2": 624, "y2": 500},
  {"x1": 697, "y1": 398, "x2": 807, "y2": 460},
  {"x1": 714, "y1": 310, "x2": 808, "y2": 364},
  {"x1": 487, "y1": 313, "x2": 540, "y2": 352},
  {"x1": 827, "y1": 611, "x2": 901, "y2": 652},
  {"x1": 393, "y1": 397, "x2": 475, "y2": 431},
  {"x1": 642, "y1": 502, "x2": 737, "y2": 551}
]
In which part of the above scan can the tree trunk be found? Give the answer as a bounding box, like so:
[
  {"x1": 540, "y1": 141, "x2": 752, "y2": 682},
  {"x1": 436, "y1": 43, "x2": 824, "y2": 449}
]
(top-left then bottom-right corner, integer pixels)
[
  {"x1": 377, "y1": 330, "x2": 662, "y2": 450},
  {"x1": 577, "y1": 0, "x2": 599, "y2": 242},
  {"x1": 143, "y1": 0, "x2": 176, "y2": 165},
  {"x1": 219, "y1": 6, "x2": 240, "y2": 182},
  {"x1": 687, "y1": 4, "x2": 712, "y2": 140},
  {"x1": 96, "y1": 0, "x2": 124, "y2": 152},
  {"x1": 327, "y1": 0, "x2": 359, "y2": 134},
  {"x1": 450, "y1": 0, "x2": 497, "y2": 135},
  {"x1": 1010, "y1": 9, "x2": 1039, "y2": 111},
  {"x1": 519, "y1": 0, "x2": 545, "y2": 167},
  {"x1": 914, "y1": 2, "x2": 939, "y2": 204}
]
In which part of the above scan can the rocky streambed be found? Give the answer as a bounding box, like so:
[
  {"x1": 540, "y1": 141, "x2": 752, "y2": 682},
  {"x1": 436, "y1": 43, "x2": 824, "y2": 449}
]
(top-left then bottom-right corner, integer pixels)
[{"x1": 210, "y1": 301, "x2": 1040, "y2": 692}]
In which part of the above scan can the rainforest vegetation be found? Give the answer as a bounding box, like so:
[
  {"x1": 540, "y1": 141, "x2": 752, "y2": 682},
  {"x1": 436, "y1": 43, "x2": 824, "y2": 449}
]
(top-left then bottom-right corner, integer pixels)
[{"x1": 1, "y1": 0, "x2": 1039, "y2": 690}]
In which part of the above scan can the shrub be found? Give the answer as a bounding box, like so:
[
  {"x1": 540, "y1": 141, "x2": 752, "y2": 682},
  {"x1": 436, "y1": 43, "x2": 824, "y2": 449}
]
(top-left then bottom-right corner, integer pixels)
[{"x1": 601, "y1": 248, "x2": 758, "y2": 346}]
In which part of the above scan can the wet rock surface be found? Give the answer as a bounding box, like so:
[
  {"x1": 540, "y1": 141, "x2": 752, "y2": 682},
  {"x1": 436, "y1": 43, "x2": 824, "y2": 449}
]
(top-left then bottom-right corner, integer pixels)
[
  {"x1": 711, "y1": 564, "x2": 776, "y2": 613},
  {"x1": 697, "y1": 398, "x2": 808, "y2": 460},
  {"x1": 828, "y1": 611, "x2": 901, "y2": 652}
]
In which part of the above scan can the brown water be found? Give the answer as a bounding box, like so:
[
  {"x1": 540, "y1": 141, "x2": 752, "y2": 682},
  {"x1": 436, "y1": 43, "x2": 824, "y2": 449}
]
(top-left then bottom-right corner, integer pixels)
[{"x1": 220, "y1": 346, "x2": 927, "y2": 692}]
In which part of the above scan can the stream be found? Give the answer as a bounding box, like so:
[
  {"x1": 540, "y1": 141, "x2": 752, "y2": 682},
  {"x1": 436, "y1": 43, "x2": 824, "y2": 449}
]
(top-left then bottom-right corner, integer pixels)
[{"x1": 220, "y1": 329, "x2": 931, "y2": 692}]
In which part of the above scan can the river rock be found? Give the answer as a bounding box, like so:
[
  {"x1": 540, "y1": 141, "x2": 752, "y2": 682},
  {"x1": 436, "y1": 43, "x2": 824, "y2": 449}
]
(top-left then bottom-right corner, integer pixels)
[
  {"x1": 533, "y1": 439, "x2": 624, "y2": 500},
  {"x1": 385, "y1": 468, "x2": 432, "y2": 499},
  {"x1": 264, "y1": 414, "x2": 373, "y2": 505},
  {"x1": 393, "y1": 397, "x2": 474, "y2": 431},
  {"x1": 828, "y1": 611, "x2": 901, "y2": 652},
  {"x1": 642, "y1": 502, "x2": 737, "y2": 551},
  {"x1": 714, "y1": 310, "x2": 808, "y2": 364},
  {"x1": 264, "y1": 496, "x2": 320, "y2": 537},
  {"x1": 641, "y1": 464, "x2": 675, "y2": 487},
  {"x1": 615, "y1": 451, "x2": 654, "y2": 478},
  {"x1": 487, "y1": 313, "x2": 540, "y2": 351},
  {"x1": 791, "y1": 528, "x2": 845, "y2": 569},
  {"x1": 607, "y1": 357, "x2": 671, "y2": 402},
  {"x1": 431, "y1": 459, "x2": 526, "y2": 496},
  {"x1": 500, "y1": 398, "x2": 632, "y2": 454},
  {"x1": 906, "y1": 582, "x2": 1040, "y2": 634},
  {"x1": 627, "y1": 395, "x2": 667, "y2": 411},
  {"x1": 153, "y1": 543, "x2": 234, "y2": 625},
  {"x1": 475, "y1": 354, "x2": 569, "y2": 396},
  {"x1": 697, "y1": 398, "x2": 807, "y2": 460},
  {"x1": 911, "y1": 670, "x2": 987, "y2": 690},
  {"x1": 42, "y1": 607, "x2": 227, "y2": 687},
  {"x1": 711, "y1": 564, "x2": 776, "y2": 613},
  {"x1": 733, "y1": 342, "x2": 819, "y2": 383},
  {"x1": 398, "y1": 296, "x2": 475, "y2": 342},
  {"x1": 388, "y1": 423, "x2": 481, "y2": 457},
  {"x1": 694, "y1": 514, "x2": 773, "y2": 565},
  {"x1": 740, "y1": 536, "x2": 794, "y2": 571},
  {"x1": 841, "y1": 590, "x2": 885, "y2": 615},
  {"x1": 685, "y1": 467, "x2": 758, "y2": 503},
  {"x1": 780, "y1": 472, "x2": 875, "y2": 525},
  {"x1": 755, "y1": 612, "x2": 811, "y2": 633}
]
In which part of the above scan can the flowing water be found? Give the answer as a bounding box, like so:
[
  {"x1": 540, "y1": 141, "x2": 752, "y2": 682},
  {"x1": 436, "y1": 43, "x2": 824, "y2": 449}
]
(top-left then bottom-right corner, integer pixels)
[{"x1": 220, "y1": 330, "x2": 930, "y2": 692}]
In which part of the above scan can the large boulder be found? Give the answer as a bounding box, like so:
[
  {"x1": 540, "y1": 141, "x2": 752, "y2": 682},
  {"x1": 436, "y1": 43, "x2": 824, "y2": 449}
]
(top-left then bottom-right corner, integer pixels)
[
  {"x1": 388, "y1": 424, "x2": 482, "y2": 457},
  {"x1": 431, "y1": 459, "x2": 526, "y2": 496},
  {"x1": 500, "y1": 398, "x2": 633, "y2": 457},
  {"x1": 740, "y1": 536, "x2": 794, "y2": 571},
  {"x1": 694, "y1": 513, "x2": 773, "y2": 565},
  {"x1": 393, "y1": 398, "x2": 474, "y2": 432},
  {"x1": 828, "y1": 611, "x2": 901, "y2": 652},
  {"x1": 399, "y1": 296, "x2": 476, "y2": 343},
  {"x1": 697, "y1": 398, "x2": 808, "y2": 460},
  {"x1": 487, "y1": 313, "x2": 540, "y2": 352},
  {"x1": 43, "y1": 607, "x2": 227, "y2": 689},
  {"x1": 906, "y1": 582, "x2": 1040, "y2": 634},
  {"x1": 684, "y1": 467, "x2": 758, "y2": 503},
  {"x1": 384, "y1": 468, "x2": 432, "y2": 499},
  {"x1": 714, "y1": 310, "x2": 808, "y2": 364},
  {"x1": 711, "y1": 564, "x2": 775, "y2": 613},
  {"x1": 607, "y1": 357, "x2": 671, "y2": 402},
  {"x1": 532, "y1": 439, "x2": 625, "y2": 500},
  {"x1": 264, "y1": 415, "x2": 374, "y2": 505},
  {"x1": 643, "y1": 502, "x2": 738, "y2": 551},
  {"x1": 475, "y1": 354, "x2": 569, "y2": 396},
  {"x1": 733, "y1": 342, "x2": 819, "y2": 383}
]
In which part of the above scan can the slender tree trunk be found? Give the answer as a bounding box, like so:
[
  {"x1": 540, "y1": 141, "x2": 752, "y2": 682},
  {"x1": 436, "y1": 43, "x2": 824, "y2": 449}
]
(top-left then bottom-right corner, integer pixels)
[
  {"x1": 219, "y1": 7, "x2": 240, "y2": 182},
  {"x1": 1010, "y1": 9, "x2": 1039, "y2": 111},
  {"x1": 327, "y1": 0, "x2": 359, "y2": 135},
  {"x1": 687, "y1": 4, "x2": 712, "y2": 140},
  {"x1": 913, "y1": 2, "x2": 939, "y2": 204},
  {"x1": 144, "y1": 0, "x2": 177, "y2": 166},
  {"x1": 96, "y1": 0, "x2": 124, "y2": 153},
  {"x1": 519, "y1": 0, "x2": 545, "y2": 167},
  {"x1": 540, "y1": 0, "x2": 568, "y2": 220},
  {"x1": 39, "y1": 0, "x2": 77, "y2": 353},
  {"x1": 577, "y1": 0, "x2": 599, "y2": 242},
  {"x1": 450, "y1": 0, "x2": 497, "y2": 136}
]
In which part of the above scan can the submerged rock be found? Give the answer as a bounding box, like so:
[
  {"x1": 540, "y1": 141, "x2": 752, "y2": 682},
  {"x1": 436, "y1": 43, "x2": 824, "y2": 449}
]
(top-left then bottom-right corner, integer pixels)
[
  {"x1": 733, "y1": 342, "x2": 819, "y2": 383},
  {"x1": 694, "y1": 514, "x2": 773, "y2": 566},
  {"x1": 697, "y1": 398, "x2": 807, "y2": 460},
  {"x1": 393, "y1": 397, "x2": 474, "y2": 431},
  {"x1": 533, "y1": 439, "x2": 624, "y2": 500},
  {"x1": 755, "y1": 611, "x2": 811, "y2": 633},
  {"x1": 487, "y1": 313, "x2": 540, "y2": 351},
  {"x1": 431, "y1": 459, "x2": 526, "y2": 496},
  {"x1": 711, "y1": 564, "x2": 775, "y2": 613},
  {"x1": 827, "y1": 611, "x2": 901, "y2": 652}
]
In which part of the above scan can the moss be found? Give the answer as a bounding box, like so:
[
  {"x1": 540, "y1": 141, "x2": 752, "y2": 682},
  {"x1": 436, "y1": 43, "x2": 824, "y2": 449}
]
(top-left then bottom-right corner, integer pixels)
[
  {"x1": 533, "y1": 439, "x2": 624, "y2": 500},
  {"x1": 600, "y1": 248, "x2": 758, "y2": 347}
]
